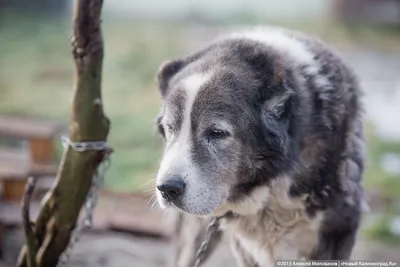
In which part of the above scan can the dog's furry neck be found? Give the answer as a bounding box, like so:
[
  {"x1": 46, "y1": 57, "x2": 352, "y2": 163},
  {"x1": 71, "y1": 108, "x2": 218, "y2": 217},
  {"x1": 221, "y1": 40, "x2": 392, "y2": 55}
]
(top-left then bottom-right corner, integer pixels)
[{"x1": 220, "y1": 178, "x2": 322, "y2": 264}]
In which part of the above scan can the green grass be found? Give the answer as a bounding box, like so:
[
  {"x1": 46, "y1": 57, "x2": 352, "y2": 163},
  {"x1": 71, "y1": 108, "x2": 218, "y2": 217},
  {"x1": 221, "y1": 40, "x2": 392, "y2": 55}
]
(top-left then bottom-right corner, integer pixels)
[
  {"x1": 364, "y1": 122, "x2": 400, "y2": 200},
  {"x1": 364, "y1": 214, "x2": 400, "y2": 245},
  {"x1": 361, "y1": 122, "x2": 400, "y2": 244}
]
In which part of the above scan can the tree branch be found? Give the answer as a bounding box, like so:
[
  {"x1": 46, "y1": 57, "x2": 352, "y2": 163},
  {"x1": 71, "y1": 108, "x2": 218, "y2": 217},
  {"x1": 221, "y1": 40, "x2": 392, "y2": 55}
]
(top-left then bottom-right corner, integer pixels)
[
  {"x1": 21, "y1": 177, "x2": 37, "y2": 267},
  {"x1": 17, "y1": 1, "x2": 109, "y2": 266}
]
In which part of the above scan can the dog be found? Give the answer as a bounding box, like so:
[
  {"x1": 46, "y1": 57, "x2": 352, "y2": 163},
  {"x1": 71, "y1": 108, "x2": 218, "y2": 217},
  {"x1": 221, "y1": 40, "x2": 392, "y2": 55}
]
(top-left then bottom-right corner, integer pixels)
[{"x1": 154, "y1": 26, "x2": 366, "y2": 266}]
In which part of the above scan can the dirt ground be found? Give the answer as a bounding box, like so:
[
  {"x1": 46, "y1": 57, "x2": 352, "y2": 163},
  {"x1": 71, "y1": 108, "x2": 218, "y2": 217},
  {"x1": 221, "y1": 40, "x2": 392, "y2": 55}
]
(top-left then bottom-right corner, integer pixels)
[{"x1": 2, "y1": 226, "x2": 400, "y2": 267}]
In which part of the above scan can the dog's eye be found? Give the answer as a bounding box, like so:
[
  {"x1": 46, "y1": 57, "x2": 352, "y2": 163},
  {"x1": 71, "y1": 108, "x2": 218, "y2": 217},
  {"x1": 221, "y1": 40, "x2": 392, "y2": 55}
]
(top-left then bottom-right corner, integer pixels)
[
  {"x1": 157, "y1": 124, "x2": 165, "y2": 137},
  {"x1": 166, "y1": 124, "x2": 173, "y2": 132},
  {"x1": 158, "y1": 123, "x2": 173, "y2": 139},
  {"x1": 206, "y1": 128, "x2": 230, "y2": 140},
  {"x1": 164, "y1": 124, "x2": 175, "y2": 137}
]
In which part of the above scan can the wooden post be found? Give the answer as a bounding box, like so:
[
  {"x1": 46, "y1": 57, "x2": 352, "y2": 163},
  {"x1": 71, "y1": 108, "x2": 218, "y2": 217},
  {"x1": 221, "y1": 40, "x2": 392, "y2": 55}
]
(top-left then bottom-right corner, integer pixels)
[{"x1": 17, "y1": 0, "x2": 110, "y2": 266}]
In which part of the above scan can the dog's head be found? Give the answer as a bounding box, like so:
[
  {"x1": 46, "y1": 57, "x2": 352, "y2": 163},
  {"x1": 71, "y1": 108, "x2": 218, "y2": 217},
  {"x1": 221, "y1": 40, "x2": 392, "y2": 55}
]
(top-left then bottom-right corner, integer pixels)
[{"x1": 155, "y1": 38, "x2": 299, "y2": 216}]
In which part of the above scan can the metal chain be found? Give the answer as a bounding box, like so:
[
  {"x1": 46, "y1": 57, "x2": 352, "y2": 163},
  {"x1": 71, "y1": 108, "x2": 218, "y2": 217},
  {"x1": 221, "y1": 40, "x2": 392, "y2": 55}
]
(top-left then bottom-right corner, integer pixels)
[
  {"x1": 192, "y1": 217, "x2": 221, "y2": 267},
  {"x1": 57, "y1": 135, "x2": 112, "y2": 267},
  {"x1": 61, "y1": 135, "x2": 112, "y2": 152}
]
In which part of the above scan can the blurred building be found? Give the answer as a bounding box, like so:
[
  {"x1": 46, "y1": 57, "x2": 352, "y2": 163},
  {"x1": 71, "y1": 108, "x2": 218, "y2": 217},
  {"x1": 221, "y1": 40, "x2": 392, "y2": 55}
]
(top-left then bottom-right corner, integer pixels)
[
  {"x1": 103, "y1": 0, "x2": 331, "y2": 21},
  {"x1": 103, "y1": 0, "x2": 400, "y2": 25},
  {"x1": 333, "y1": 0, "x2": 400, "y2": 25},
  {"x1": 2, "y1": 0, "x2": 398, "y2": 25}
]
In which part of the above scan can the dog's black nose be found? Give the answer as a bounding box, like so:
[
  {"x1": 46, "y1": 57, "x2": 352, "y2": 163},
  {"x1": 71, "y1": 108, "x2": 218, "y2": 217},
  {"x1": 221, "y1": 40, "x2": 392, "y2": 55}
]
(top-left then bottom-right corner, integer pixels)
[{"x1": 157, "y1": 178, "x2": 186, "y2": 200}]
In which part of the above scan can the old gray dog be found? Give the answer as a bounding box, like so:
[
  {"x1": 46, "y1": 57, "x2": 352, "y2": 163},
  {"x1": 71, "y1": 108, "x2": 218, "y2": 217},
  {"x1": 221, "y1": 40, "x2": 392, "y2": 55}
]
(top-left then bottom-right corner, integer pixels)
[{"x1": 155, "y1": 27, "x2": 366, "y2": 267}]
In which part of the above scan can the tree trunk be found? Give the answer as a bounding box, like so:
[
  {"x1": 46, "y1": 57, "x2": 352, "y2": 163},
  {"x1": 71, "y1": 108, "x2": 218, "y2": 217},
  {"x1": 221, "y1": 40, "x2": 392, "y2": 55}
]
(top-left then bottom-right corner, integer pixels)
[{"x1": 17, "y1": 0, "x2": 109, "y2": 266}]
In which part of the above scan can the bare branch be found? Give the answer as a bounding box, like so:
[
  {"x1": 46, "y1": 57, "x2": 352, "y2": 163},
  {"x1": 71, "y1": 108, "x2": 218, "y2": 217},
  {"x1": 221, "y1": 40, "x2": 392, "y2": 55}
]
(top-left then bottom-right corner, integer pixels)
[{"x1": 21, "y1": 177, "x2": 37, "y2": 267}]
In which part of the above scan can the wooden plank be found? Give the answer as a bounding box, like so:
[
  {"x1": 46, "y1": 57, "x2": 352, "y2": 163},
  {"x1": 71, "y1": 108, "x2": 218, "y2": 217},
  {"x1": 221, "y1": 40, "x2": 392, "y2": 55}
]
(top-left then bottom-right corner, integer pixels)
[
  {"x1": 93, "y1": 192, "x2": 172, "y2": 238},
  {"x1": 0, "y1": 164, "x2": 57, "y2": 180},
  {"x1": 0, "y1": 201, "x2": 41, "y2": 226},
  {"x1": 0, "y1": 148, "x2": 56, "y2": 201},
  {"x1": 29, "y1": 163, "x2": 57, "y2": 177},
  {"x1": 0, "y1": 116, "x2": 62, "y2": 139},
  {"x1": 0, "y1": 148, "x2": 29, "y2": 180},
  {"x1": 1, "y1": 177, "x2": 54, "y2": 201},
  {"x1": 29, "y1": 138, "x2": 54, "y2": 164},
  {"x1": 0, "y1": 148, "x2": 57, "y2": 180},
  {"x1": 1, "y1": 180, "x2": 26, "y2": 201},
  {"x1": 108, "y1": 212, "x2": 171, "y2": 238},
  {"x1": 0, "y1": 148, "x2": 29, "y2": 164},
  {"x1": 0, "y1": 175, "x2": 54, "y2": 202},
  {"x1": 33, "y1": 176, "x2": 54, "y2": 197},
  {"x1": 0, "y1": 165, "x2": 29, "y2": 180}
]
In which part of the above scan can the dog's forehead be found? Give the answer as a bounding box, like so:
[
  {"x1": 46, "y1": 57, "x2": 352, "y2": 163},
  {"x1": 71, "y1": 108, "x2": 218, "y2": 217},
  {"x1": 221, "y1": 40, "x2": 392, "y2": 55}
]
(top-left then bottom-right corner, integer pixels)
[
  {"x1": 162, "y1": 71, "x2": 213, "y2": 122},
  {"x1": 165, "y1": 74, "x2": 245, "y2": 128},
  {"x1": 166, "y1": 66, "x2": 246, "y2": 106}
]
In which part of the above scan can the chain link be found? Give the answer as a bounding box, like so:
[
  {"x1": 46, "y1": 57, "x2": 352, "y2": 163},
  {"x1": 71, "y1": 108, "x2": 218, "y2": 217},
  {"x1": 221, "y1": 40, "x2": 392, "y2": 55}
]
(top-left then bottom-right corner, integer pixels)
[
  {"x1": 192, "y1": 217, "x2": 220, "y2": 267},
  {"x1": 61, "y1": 135, "x2": 112, "y2": 152},
  {"x1": 57, "y1": 135, "x2": 112, "y2": 267}
]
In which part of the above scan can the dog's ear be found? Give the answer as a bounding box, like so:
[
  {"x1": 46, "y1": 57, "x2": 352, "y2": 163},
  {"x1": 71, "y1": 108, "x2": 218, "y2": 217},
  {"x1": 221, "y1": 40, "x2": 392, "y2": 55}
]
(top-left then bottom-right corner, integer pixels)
[
  {"x1": 262, "y1": 89, "x2": 292, "y2": 119},
  {"x1": 157, "y1": 59, "x2": 185, "y2": 97},
  {"x1": 260, "y1": 62, "x2": 294, "y2": 153},
  {"x1": 261, "y1": 61, "x2": 294, "y2": 119}
]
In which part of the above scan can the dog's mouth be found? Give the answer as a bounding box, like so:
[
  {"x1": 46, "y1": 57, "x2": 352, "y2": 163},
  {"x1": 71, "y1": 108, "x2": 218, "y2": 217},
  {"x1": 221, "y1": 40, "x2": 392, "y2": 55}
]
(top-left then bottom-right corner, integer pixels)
[
  {"x1": 156, "y1": 190, "x2": 171, "y2": 208},
  {"x1": 156, "y1": 187, "x2": 229, "y2": 216},
  {"x1": 166, "y1": 184, "x2": 272, "y2": 217},
  {"x1": 156, "y1": 189, "x2": 188, "y2": 212}
]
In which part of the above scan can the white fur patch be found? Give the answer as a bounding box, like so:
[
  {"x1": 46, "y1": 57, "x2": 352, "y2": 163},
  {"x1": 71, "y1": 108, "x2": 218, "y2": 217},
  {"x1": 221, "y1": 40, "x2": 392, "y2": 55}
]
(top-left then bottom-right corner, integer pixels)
[
  {"x1": 180, "y1": 73, "x2": 212, "y2": 144},
  {"x1": 237, "y1": 235, "x2": 274, "y2": 267},
  {"x1": 229, "y1": 27, "x2": 315, "y2": 66},
  {"x1": 229, "y1": 27, "x2": 332, "y2": 104},
  {"x1": 156, "y1": 73, "x2": 212, "y2": 208},
  {"x1": 222, "y1": 178, "x2": 322, "y2": 265},
  {"x1": 213, "y1": 186, "x2": 270, "y2": 216}
]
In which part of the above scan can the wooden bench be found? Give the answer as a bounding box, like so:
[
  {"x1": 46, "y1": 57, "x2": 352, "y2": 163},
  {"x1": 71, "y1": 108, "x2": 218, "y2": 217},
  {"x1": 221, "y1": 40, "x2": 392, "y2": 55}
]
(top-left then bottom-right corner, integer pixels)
[
  {"x1": 0, "y1": 148, "x2": 58, "y2": 202},
  {"x1": 0, "y1": 201, "x2": 41, "y2": 226},
  {"x1": 0, "y1": 116, "x2": 62, "y2": 197},
  {"x1": 0, "y1": 116, "x2": 62, "y2": 256},
  {"x1": 0, "y1": 115, "x2": 62, "y2": 164}
]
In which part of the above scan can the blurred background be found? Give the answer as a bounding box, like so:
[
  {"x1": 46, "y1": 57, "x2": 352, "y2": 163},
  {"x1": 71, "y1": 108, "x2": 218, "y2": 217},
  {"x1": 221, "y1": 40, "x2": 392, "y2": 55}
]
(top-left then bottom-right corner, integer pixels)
[{"x1": 0, "y1": 0, "x2": 400, "y2": 266}]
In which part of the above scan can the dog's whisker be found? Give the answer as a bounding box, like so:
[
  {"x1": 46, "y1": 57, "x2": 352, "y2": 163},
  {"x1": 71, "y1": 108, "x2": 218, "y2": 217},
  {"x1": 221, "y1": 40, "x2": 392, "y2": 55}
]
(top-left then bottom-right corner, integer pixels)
[
  {"x1": 151, "y1": 198, "x2": 159, "y2": 208},
  {"x1": 139, "y1": 178, "x2": 156, "y2": 188},
  {"x1": 146, "y1": 193, "x2": 156, "y2": 205}
]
